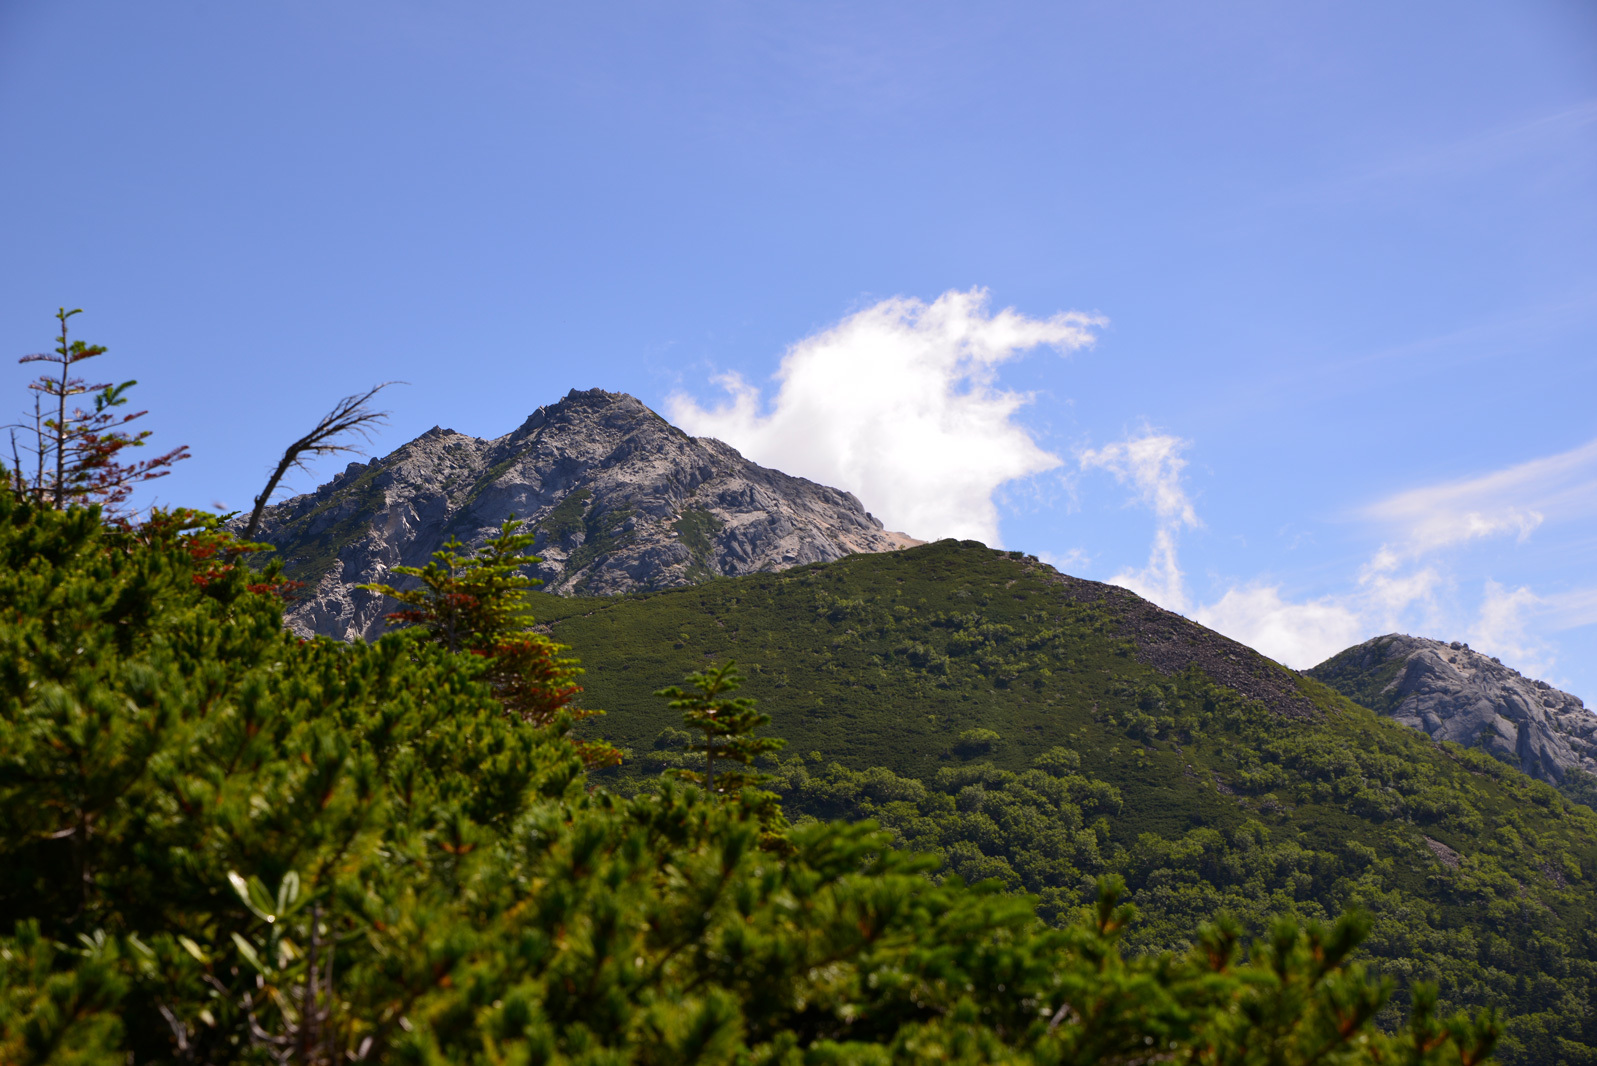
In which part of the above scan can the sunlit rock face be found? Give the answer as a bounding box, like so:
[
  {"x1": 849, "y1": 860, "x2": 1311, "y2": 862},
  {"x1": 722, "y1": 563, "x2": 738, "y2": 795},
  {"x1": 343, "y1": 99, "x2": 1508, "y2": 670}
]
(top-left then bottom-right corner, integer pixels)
[
  {"x1": 244, "y1": 388, "x2": 919, "y2": 641},
  {"x1": 1310, "y1": 634, "x2": 1597, "y2": 786}
]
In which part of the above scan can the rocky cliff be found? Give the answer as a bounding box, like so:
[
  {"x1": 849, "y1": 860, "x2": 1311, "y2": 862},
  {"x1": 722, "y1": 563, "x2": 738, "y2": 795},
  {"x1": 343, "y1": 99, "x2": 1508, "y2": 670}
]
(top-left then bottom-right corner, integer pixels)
[
  {"x1": 1308, "y1": 634, "x2": 1597, "y2": 786},
  {"x1": 246, "y1": 388, "x2": 920, "y2": 641}
]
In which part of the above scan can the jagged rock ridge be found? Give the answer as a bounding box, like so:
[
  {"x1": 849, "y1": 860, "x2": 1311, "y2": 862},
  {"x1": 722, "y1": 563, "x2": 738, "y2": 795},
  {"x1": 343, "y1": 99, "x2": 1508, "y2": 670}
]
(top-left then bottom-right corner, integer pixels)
[
  {"x1": 1308, "y1": 633, "x2": 1597, "y2": 786},
  {"x1": 247, "y1": 388, "x2": 920, "y2": 641}
]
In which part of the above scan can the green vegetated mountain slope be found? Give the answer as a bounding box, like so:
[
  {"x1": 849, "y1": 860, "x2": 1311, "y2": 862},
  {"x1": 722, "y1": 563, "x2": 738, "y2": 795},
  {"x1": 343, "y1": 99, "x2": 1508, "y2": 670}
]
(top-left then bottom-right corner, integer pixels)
[
  {"x1": 537, "y1": 540, "x2": 1597, "y2": 1064},
  {"x1": 3, "y1": 501, "x2": 1502, "y2": 1065}
]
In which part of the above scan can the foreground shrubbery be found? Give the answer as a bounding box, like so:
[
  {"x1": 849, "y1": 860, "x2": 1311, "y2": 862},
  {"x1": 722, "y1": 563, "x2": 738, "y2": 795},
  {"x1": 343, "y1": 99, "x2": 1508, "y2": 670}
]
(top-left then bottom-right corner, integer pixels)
[{"x1": 0, "y1": 498, "x2": 1498, "y2": 1063}]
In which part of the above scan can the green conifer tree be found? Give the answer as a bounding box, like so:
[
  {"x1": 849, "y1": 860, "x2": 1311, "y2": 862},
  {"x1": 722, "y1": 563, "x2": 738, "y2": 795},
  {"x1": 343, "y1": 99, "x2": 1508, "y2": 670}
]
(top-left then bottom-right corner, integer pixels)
[
  {"x1": 656, "y1": 661, "x2": 786, "y2": 795},
  {"x1": 361, "y1": 516, "x2": 619, "y2": 765},
  {"x1": 361, "y1": 517, "x2": 542, "y2": 653},
  {"x1": 7, "y1": 308, "x2": 187, "y2": 516}
]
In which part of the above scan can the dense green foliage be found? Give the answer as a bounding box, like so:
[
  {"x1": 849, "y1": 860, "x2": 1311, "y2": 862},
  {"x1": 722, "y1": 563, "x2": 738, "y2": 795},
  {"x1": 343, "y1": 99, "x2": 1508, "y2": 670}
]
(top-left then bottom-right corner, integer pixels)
[
  {"x1": 358, "y1": 517, "x2": 614, "y2": 767},
  {"x1": 0, "y1": 500, "x2": 1503, "y2": 1064},
  {"x1": 535, "y1": 541, "x2": 1597, "y2": 1064}
]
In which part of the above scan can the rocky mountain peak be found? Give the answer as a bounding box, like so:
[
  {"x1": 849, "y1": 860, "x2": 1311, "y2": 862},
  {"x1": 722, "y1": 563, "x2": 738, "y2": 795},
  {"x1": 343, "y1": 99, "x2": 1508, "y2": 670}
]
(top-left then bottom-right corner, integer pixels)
[
  {"x1": 1308, "y1": 633, "x2": 1596, "y2": 787},
  {"x1": 246, "y1": 388, "x2": 920, "y2": 641}
]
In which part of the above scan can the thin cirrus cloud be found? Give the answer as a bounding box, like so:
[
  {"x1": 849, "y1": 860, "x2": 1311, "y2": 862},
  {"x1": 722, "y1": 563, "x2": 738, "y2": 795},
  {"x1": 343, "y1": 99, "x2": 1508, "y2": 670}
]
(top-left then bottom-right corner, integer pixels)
[
  {"x1": 1353, "y1": 98, "x2": 1597, "y2": 186},
  {"x1": 1360, "y1": 435, "x2": 1597, "y2": 556},
  {"x1": 1545, "y1": 586, "x2": 1597, "y2": 633},
  {"x1": 1280, "y1": 99, "x2": 1597, "y2": 210},
  {"x1": 1086, "y1": 431, "x2": 1597, "y2": 681},
  {"x1": 668, "y1": 288, "x2": 1104, "y2": 546},
  {"x1": 1078, "y1": 434, "x2": 1200, "y2": 613}
]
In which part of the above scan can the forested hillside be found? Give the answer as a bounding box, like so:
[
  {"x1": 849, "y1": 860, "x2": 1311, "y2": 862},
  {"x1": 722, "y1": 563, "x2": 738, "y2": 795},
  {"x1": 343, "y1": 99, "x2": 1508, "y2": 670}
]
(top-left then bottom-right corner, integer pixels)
[
  {"x1": 0, "y1": 500, "x2": 1508, "y2": 1064},
  {"x1": 535, "y1": 541, "x2": 1597, "y2": 1064}
]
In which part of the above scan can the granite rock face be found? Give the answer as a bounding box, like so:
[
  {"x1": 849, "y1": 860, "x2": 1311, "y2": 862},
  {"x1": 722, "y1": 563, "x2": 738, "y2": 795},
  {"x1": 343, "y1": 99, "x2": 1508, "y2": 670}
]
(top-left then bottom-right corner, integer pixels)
[
  {"x1": 244, "y1": 389, "x2": 920, "y2": 641},
  {"x1": 1308, "y1": 634, "x2": 1597, "y2": 785}
]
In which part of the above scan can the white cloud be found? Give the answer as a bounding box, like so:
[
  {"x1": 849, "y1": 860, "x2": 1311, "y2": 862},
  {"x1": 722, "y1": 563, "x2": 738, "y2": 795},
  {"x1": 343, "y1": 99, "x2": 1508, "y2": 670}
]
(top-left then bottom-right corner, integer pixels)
[
  {"x1": 1363, "y1": 436, "x2": 1597, "y2": 557},
  {"x1": 1355, "y1": 550, "x2": 1443, "y2": 622},
  {"x1": 1183, "y1": 555, "x2": 1450, "y2": 671},
  {"x1": 668, "y1": 288, "x2": 1103, "y2": 545},
  {"x1": 1308, "y1": 437, "x2": 1597, "y2": 676},
  {"x1": 1079, "y1": 434, "x2": 1199, "y2": 612},
  {"x1": 1072, "y1": 433, "x2": 1397, "y2": 667},
  {"x1": 1071, "y1": 430, "x2": 1597, "y2": 672},
  {"x1": 1113, "y1": 528, "x2": 1190, "y2": 614},
  {"x1": 1467, "y1": 580, "x2": 1552, "y2": 676},
  {"x1": 1193, "y1": 442, "x2": 1597, "y2": 672},
  {"x1": 1195, "y1": 586, "x2": 1366, "y2": 670},
  {"x1": 1079, "y1": 435, "x2": 1198, "y2": 528}
]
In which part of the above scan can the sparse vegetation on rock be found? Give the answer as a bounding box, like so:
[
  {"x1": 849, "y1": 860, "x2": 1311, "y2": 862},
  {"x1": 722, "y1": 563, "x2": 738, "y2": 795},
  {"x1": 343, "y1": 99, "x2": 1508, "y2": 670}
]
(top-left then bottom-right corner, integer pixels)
[
  {"x1": 245, "y1": 389, "x2": 919, "y2": 641},
  {"x1": 1311, "y1": 634, "x2": 1597, "y2": 793}
]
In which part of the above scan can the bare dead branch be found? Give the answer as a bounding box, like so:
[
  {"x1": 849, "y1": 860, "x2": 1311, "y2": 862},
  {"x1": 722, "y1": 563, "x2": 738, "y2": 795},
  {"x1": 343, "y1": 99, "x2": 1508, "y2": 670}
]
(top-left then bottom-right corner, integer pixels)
[{"x1": 245, "y1": 382, "x2": 402, "y2": 540}]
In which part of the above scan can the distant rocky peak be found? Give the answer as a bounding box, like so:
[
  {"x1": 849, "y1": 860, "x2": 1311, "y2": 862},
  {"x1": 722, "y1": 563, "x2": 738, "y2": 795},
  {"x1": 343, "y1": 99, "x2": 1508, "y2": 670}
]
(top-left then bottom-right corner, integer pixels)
[
  {"x1": 1309, "y1": 633, "x2": 1595, "y2": 789},
  {"x1": 245, "y1": 388, "x2": 919, "y2": 642}
]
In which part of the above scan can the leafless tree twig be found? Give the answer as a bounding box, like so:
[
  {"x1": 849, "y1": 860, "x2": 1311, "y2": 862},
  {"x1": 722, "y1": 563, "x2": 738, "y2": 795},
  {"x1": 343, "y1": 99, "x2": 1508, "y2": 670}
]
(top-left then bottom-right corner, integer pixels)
[{"x1": 245, "y1": 383, "x2": 402, "y2": 539}]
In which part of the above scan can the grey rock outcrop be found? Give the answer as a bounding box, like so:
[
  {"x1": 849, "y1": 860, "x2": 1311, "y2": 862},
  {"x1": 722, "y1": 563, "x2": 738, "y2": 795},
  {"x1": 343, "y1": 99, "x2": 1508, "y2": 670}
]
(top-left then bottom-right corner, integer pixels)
[
  {"x1": 1308, "y1": 634, "x2": 1597, "y2": 785},
  {"x1": 245, "y1": 388, "x2": 920, "y2": 641}
]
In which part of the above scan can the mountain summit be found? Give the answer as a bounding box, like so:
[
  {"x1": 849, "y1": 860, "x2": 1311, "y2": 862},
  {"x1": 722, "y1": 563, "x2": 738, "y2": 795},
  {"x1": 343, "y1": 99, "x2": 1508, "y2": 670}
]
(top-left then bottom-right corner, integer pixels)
[
  {"x1": 1309, "y1": 633, "x2": 1597, "y2": 787},
  {"x1": 247, "y1": 388, "x2": 919, "y2": 640}
]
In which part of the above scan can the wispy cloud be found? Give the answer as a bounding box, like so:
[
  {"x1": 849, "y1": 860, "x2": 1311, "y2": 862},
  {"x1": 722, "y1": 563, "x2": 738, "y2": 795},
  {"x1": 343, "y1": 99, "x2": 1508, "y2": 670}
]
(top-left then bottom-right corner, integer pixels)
[
  {"x1": 1079, "y1": 433, "x2": 1200, "y2": 612},
  {"x1": 1544, "y1": 586, "x2": 1597, "y2": 632},
  {"x1": 1082, "y1": 432, "x2": 1597, "y2": 678},
  {"x1": 1268, "y1": 99, "x2": 1597, "y2": 213},
  {"x1": 1341, "y1": 99, "x2": 1597, "y2": 189},
  {"x1": 1075, "y1": 435, "x2": 1379, "y2": 665},
  {"x1": 1467, "y1": 579, "x2": 1554, "y2": 678},
  {"x1": 1038, "y1": 547, "x2": 1091, "y2": 572},
  {"x1": 668, "y1": 288, "x2": 1104, "y2": 545},
  {"x1": 1362, "y1": 436, "x2": 1597, "y2": 556},
  {"x1": 1193, "y1": 548, "x2": 1448, "y2": 670},
  {"x1": 1079, "y1": 434, "x2": 1199, "y2": 528},
  {"x1": 1237, "y1": 439, "x2": 1597, "y2": 671}
]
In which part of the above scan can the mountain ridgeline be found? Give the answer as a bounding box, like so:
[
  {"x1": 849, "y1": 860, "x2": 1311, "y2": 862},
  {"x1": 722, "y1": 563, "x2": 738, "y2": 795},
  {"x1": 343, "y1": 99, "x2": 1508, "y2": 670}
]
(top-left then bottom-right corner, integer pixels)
[
  {"x1": 245, "y1": 389, "x2": 917, "y2": 641},
  {"x1": 527, "y1": 541, "x2": 1597, "y2": 1063},
  {"x1": 1310, "y1": 633, "x2": 1597, "y2": 794}
]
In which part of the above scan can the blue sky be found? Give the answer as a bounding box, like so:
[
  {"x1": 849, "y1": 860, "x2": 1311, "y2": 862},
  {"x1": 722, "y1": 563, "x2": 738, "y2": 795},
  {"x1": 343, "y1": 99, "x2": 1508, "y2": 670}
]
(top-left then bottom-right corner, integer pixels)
[{"x1": 3, "y1": 2, "x2": 1595, "y2": 697}]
